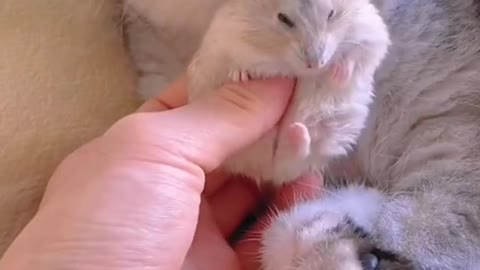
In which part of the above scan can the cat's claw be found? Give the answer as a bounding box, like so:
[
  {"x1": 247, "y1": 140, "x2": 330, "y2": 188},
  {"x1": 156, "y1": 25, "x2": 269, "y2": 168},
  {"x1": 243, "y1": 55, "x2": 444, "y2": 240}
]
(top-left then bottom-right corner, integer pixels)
[
  {"x1": 229, "y1": 70, "x2": 250, "y2": 82},
  {"x1": 286, "y1": 122, "x2": 311, "y2": 161}
]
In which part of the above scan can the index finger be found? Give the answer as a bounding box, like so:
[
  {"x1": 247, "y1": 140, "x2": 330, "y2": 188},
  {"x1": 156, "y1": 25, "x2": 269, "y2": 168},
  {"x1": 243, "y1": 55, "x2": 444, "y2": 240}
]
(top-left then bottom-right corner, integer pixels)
[{"x1": 136, "y1": 76, "x2": 188, "y2": 112}]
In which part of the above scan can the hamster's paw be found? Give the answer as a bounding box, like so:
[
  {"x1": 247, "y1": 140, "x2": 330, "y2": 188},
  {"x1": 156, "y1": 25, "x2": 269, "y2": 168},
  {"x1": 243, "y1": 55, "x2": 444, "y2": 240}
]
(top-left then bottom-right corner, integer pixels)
[
  {"x1": 261, "y1": 186, "x2": 388, "y2": 270},
  {"x1": 285, "y1": 122, "x2": 311, "y2": 161},
  {"x1": 229, "y1": 70, "x2": 250, "y2": 82},
  {"x1": 330, "y1": 58, "x2": 354, "y2": 87}
]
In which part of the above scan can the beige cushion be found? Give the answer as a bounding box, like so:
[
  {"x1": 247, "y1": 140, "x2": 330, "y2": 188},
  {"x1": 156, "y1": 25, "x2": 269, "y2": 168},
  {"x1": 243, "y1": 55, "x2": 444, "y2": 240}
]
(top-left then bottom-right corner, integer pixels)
[{"x1": 0, "y1": 0, "x2": 141, "y2": 253}]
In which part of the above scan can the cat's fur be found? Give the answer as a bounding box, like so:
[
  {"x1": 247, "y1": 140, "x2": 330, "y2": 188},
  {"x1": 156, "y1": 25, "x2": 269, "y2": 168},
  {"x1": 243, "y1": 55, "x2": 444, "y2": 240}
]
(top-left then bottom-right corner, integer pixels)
[{"x1": 124, "y1": 0, "x2": 480, "y2": 269}]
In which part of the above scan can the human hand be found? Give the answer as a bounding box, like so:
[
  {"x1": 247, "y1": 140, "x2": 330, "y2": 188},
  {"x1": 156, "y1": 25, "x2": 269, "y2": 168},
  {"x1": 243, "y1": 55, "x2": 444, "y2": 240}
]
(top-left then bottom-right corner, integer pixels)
[{"x1": 0, "y1": 76, "x2": 323, "y2": 270}]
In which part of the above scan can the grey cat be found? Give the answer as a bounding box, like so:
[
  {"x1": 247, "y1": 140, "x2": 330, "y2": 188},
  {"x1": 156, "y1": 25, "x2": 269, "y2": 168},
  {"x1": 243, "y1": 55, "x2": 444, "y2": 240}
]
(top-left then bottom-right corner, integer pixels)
[
  {"x1": 124, "y1": 0, "x2": 480, "y2": 269},
  {"x1": 360, "y1": 0, "x2": 480, "y2": 268}
]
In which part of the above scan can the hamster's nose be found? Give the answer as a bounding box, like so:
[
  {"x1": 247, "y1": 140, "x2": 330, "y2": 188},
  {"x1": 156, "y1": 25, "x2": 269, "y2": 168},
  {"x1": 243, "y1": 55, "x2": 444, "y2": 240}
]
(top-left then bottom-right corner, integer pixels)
[
  {"x1": 305, "y1": 58, "x2": 323, "y2": 69},
  {"x1": 305, "y1": 53, "x2": 328, "y2": 70}
]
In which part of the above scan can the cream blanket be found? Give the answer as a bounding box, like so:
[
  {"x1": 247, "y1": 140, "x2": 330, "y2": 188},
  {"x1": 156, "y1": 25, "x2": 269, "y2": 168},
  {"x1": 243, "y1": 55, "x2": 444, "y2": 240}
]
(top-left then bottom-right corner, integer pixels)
[{"x1": 0, "y1": 0, "x2": 141, "y2": 254}]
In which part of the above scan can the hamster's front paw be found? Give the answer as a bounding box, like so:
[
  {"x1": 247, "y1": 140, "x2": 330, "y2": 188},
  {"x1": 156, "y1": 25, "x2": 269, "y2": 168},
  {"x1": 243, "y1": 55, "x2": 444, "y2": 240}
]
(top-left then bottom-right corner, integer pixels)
[{"x1": 329, "y1": 58, "x2": 354, "y2": 87}]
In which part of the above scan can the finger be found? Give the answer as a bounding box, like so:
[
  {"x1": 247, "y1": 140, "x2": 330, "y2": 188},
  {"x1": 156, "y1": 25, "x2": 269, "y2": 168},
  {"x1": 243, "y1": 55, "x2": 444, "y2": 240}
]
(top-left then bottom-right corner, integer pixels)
[
  {"x1": 235, "y1": 175, "x2": 323, "y2": 270},
  {"x1": 203, "y1": 169, "x2": 230, "y2": 196},
  {"x1": 155, "y1": 78, "x2": 295, "y2": 173},
  {"x1": 136, "y1": 76, "x2": 188, "y2": 112},
  {"x1": 186, "y1": 199, "x2": 243, "y2": 270},
  {"x1": 208, "y1": 179, "x2": 261, "y2": 238}
]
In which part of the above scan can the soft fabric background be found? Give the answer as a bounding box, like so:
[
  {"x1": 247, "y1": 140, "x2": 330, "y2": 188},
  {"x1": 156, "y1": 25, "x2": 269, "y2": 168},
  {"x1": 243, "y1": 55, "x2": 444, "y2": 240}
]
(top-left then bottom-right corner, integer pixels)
[{"x1": 0, "y1": 0, "x2": 141, "y2": 254}]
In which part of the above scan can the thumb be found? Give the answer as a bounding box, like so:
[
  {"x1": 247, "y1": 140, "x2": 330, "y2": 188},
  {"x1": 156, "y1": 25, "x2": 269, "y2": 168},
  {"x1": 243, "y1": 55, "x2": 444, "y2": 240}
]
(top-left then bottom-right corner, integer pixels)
[{"x1": 162, "y1": 78, "x2": 295, "y2": 172}]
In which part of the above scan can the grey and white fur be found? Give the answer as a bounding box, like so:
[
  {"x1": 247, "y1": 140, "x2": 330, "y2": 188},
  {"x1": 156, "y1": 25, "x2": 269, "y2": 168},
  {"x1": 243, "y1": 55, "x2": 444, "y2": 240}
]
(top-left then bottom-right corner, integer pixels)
[{"x1": 124, "y1": 0, "x2": 480, "y2": 269}]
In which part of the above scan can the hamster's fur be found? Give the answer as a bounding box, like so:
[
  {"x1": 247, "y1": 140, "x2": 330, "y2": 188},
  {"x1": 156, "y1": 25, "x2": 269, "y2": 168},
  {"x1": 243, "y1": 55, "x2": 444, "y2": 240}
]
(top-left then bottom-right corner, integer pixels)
[
  {"x1": 124, "y1": 0, "x2": 480, "y2": 269},
  {"x1": 185, "y1": 0, "x2": 390, "y2": 185}
]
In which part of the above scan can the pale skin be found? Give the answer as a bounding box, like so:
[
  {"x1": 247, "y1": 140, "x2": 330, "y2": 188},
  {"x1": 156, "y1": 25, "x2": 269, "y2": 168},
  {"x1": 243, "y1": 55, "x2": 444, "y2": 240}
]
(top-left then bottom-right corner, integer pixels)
[{"x1": 0, "y1": 77, "x2": 322, "y2": 270}]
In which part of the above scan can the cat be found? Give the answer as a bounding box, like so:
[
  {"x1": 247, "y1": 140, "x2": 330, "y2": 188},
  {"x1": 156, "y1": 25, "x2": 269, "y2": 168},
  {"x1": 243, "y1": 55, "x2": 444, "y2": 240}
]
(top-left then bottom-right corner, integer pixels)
[{"x1": 123, "y1": 0, "x2": 480, "y2": 269}]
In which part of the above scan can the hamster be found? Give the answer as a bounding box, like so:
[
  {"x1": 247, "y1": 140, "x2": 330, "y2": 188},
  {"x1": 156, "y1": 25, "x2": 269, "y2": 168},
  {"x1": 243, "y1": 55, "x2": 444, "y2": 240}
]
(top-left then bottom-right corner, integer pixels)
[{"x1": 186, "y1": 0, "x2": 391, "y2": 185}]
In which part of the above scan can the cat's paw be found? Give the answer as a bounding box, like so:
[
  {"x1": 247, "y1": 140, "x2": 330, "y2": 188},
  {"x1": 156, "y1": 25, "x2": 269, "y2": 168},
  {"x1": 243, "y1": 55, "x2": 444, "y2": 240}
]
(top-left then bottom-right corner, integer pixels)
[
  {"x1": 261, "y1": 209, "x2": 372, "y2": 270},
  {"x1": 228, "y1": 70, "x2": 250, "y2": 82},
  {"x1": 261, "y1": 186, "x2": 387, "y2": 270}
]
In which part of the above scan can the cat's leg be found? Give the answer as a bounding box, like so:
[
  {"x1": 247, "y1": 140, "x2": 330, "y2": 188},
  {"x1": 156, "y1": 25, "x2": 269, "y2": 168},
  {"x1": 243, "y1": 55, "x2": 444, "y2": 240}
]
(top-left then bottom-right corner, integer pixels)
[
  {"x1": 371, "y1": 172, "x2": 480, "y2": 269},
  {"x1": 260, "y1": 183, "x2": 391, "y2": 270}
]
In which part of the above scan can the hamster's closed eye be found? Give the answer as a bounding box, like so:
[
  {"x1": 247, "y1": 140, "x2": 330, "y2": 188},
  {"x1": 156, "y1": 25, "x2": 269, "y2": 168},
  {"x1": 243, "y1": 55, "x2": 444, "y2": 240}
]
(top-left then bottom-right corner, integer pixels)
[{"x1": 277, "y1": 13, "x2": 295, "y2": 28}]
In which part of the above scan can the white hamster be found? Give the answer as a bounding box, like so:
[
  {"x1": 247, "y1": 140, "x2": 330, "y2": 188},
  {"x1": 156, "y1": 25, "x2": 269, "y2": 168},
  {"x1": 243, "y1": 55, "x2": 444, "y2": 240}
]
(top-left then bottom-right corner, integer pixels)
[{"x1": 185, "y1": 0, "x2": 390, "y2": 185}]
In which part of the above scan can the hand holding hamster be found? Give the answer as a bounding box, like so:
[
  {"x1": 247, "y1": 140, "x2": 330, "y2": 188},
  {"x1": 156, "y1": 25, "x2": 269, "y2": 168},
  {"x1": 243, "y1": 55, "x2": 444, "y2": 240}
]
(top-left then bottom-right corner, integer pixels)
[
  {"x1": 0, "y1": 76, "x2": 299, "y2": 270},
  {"x1": 186, "y1": 0, "x2": 390, "y2": 185}
]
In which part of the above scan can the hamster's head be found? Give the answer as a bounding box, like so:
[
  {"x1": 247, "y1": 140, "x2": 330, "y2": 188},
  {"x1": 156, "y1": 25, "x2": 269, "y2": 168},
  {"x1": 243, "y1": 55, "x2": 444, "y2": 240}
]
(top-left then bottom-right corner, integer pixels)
[
  {"x1": 222, "y1": 0, "x2": 390, "y2": 74},
  {"x1": 261, "y1": 206, "x2": 377, "y2": 270}
]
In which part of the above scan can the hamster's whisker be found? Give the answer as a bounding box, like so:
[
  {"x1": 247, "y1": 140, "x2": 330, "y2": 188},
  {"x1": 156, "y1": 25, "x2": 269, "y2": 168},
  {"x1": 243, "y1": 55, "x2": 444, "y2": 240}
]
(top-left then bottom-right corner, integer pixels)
[
  {"x1": 237, "y1": 250, "x2": 262, "y2": 257},
  {"x1": 339, "y1": 40, "x2": 367, "y2": 49},
  {"x1": 255, "y1": 217, "x2": 274, "y2": 229},
  {"x1": 246, "y1": 229, "x2": 265, "y2": 238},
  {"x1": 264, "y1": 205, "x2": 282, "y2": 223},
  {"x1": 296, "y1": 181, "x2": 341, "y2": 199},
  {"x1": 236, "y1": 237, "x2": 264, "y2": 244}
]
